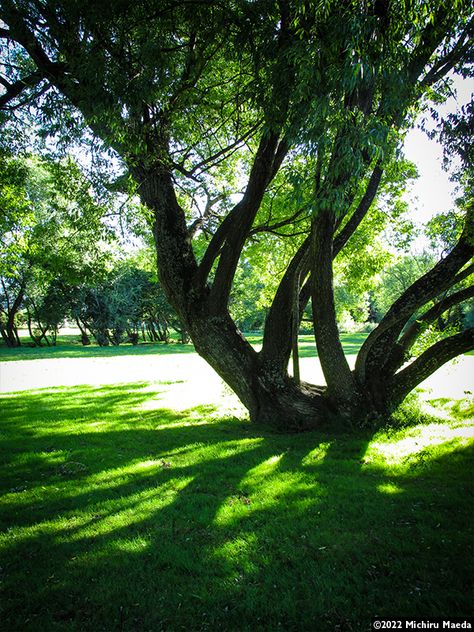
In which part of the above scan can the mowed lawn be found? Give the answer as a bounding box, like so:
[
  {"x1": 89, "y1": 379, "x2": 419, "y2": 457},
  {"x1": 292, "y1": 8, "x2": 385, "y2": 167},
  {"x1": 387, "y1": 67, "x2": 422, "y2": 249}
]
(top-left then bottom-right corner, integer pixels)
[{"x1": 0, "y1": 335, "x2": 473, "y2": 631}]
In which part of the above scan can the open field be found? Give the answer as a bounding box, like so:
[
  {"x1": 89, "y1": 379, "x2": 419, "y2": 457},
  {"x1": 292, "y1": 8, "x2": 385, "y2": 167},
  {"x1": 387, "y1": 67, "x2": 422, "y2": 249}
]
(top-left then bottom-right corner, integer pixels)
[
  {"x1": 1, "y1": 333, "x2": 473, "y2": 402},
  {"x1": 0, "y1": 337, "x2": 473, "y2": 631}
]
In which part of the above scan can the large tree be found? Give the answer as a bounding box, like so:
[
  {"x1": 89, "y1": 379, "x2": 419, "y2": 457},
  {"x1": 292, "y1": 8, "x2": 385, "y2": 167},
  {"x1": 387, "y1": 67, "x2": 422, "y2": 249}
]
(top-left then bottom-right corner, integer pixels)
[{"x1": 1, "y1": 0, "x2": 473, "y2": 428}]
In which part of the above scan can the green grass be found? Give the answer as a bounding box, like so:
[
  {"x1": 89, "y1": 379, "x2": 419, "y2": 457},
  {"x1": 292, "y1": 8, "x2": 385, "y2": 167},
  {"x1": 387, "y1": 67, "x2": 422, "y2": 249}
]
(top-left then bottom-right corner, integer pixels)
[
  {"x1": 1, "y1": 381, "x2": 473, "y2": 631},
  {"x1": 0, "y1": 332, "x2": 368, "y2": 362},
  {"x1": 0, "y1": 334, "x2": 196, "y2": 362}
]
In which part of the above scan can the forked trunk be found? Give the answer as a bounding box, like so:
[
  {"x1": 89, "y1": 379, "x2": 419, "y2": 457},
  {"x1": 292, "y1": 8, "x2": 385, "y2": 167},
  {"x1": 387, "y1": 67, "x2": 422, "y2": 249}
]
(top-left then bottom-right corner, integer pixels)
[{"x1": 186, "y1": 308, "x2": 332, "y2": 430}]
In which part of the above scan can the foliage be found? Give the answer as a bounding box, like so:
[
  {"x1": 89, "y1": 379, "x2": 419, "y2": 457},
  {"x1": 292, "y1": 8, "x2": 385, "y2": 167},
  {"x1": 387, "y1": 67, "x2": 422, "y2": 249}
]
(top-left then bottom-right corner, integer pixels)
[
  {"x1": 1, "y1": 0, "x2": 473, "y2": 425},
  {"x1": 73, "y1": 265, "x2": 185, "y2": 347},
  {"x1": 373, "y1": 253, "x2": 436, "y2": 319},
  {"x1": 0, "y1": 153, "x2": 114, "y2": 346}
]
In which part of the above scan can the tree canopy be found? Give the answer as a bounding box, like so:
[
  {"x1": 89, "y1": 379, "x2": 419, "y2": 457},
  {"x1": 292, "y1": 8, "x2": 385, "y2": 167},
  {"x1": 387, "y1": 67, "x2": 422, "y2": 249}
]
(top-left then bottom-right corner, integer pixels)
[{"x1": 0, "y1": 0, "x2": 473, "y2": 429}]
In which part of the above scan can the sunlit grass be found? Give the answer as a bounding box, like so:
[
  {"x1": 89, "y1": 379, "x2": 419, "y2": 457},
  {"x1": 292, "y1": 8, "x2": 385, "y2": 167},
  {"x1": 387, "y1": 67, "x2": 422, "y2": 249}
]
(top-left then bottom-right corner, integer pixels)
[
  {"x1": 0, "y1": 332, "x2": 368, "y2": 362},
  {"x1": 1, "y1": 381, "x2": 473, "y2": 630}
]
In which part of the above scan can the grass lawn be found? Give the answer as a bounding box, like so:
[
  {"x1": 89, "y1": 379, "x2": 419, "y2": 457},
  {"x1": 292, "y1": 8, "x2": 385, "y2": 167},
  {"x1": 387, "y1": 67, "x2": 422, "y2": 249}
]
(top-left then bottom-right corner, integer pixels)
[
  {"x1": 0, "y1": 332, "x2": 369, "y2": 362},
  {"x1": 0, "y1": 334, "x2": 196, "y2": 362},
  {"x1": 1, "y1": 339, "x2": 473, "y2": 630}
]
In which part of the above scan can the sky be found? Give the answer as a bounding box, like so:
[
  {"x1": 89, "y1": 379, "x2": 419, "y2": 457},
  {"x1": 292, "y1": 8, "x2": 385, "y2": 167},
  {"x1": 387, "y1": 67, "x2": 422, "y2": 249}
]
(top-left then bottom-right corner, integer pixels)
[{"x1": 402, "y1": 75, "x2": 473, "y2": 227}]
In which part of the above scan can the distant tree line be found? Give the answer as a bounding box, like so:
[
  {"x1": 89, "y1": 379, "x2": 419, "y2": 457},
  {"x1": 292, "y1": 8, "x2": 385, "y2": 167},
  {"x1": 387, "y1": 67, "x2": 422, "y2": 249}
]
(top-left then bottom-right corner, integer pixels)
[{"x1": 0, "y1": 153, "x2": 189, "y2": 347}]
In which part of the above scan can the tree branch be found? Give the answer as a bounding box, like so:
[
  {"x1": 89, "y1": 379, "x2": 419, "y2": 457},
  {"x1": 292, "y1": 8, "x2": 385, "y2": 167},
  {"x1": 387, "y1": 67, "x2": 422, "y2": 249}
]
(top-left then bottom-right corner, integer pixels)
[
  {"x1": 261, "y1": 235, "x2": 311, "y2": 371},
  {"x1": 207, "y1": 132, "x2": 286, "y2": 310},
  {"x1": 355, "y1": 215, "x2": 474, "y2": 383},
  {"x1": 187, "y1": 189, "x2": 226, "y2": 237},
  {"x1": 383, "y1": 284, "x2": 474, "y2": 376},
  {"x1": 260, "y1": 159, "x2": 384, "y2": 374},
  {"x1": 311, "y1": 211, "x2": 355, "y2": 402},
  {"x1": 392, "y1": 327, "x2": 474, "y2": 406},
  {"x1": 0, "y1": 70, "x2": 44, "y2": 109},
  {"x1": 175, "y1": 121, "x2": 262, "y2": 177},
  {"x1": 401, "y1": 284, "x2": 474, "y2": 346},
  {"x1": 197, "y1": 131, "x2": 286, "y2": 292},
  {"x1": 249, "y1": 206, "x2": 308, "y2": 236},
  {"x1": 421, "y1": 16, "x2": 474, "y2": 88},
  {"x1": 333, "y1": 162, "x2": 383, "y2": 255}
]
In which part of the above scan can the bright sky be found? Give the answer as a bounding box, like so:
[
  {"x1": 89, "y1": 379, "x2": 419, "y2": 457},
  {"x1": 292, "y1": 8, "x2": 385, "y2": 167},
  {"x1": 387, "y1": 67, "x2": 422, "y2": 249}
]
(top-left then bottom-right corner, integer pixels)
[{"x1": 402, "y1": 75, "x2": 473, "y2": 226}]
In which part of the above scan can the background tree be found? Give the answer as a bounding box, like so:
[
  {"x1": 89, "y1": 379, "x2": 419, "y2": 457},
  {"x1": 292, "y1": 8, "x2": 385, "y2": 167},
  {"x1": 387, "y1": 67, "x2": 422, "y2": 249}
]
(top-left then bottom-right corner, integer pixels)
[
  {"x1": 1, "y1": 0, "x2": 473, "y2": 428},
  {"x1": 0, "y1": 153, "x2": 114, "y2": 346}
]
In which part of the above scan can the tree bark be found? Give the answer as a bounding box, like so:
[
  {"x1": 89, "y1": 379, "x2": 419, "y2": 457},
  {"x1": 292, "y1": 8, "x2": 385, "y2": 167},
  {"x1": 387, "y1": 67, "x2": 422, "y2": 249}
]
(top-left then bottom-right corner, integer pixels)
[{"x1": 311, "y1": 213, "x2": 356, "y2": 406}]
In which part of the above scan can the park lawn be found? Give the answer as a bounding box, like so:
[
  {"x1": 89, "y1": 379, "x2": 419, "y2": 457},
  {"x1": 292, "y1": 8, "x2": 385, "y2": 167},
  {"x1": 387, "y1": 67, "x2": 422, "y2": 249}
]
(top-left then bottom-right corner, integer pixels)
[
  {"x1": 0, "y1": 334, "x2": 196, "y2": 362},
  {"x1": 0, "y1": 378, "x2": 473, "y2": 631},
  {"x1": 0, "y1": 332, "x2": 369, "y2": 362}
]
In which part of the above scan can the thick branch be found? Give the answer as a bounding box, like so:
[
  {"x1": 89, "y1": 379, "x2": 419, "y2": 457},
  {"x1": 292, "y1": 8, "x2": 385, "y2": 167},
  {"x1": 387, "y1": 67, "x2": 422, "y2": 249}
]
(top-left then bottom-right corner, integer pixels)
[
  {"x1": 197, "y1": 133, "x2": 286, "y2": 297},
  {"x1": 261, "y1": 235, "x2": 311, "y2": 371},
  {"x1": 0, "y1": 5, "x2": 63, "y2": 77},
  {"x1": 209, "y1": 132, "x2": 285, "y2": 311},
  {"x1": 355, "y1": 222, "x2": 474, "y2": 383},
  {"x1": 399, "y1": 285, "x2": 474, "y2": 352},
  {"x1": 451, "y1": 262, "x2": 474, "y2": 286},
  {"x1": 133, "y1": 165, "x2": 199, "y2": 310},
  {"x1": 261, "y1": 161, "x2": 383, "y2": 374},
  {"x1": 333, "y1": 162, "x2": 383, "y2": 255},
  {"x1": 0, "y1": 70, "x2": 44, "y2": 109},
  {"x1": 311, "y1": 213, "x2": 355, "y2": 403},
  {"x1": 421, "y1": 17, "x2": 474, "y2": 87},
  {"x1": 392, "y1": 328, "x2": 474, "y2": 405},
  {"x1": 383, "y1": 284, "x2": 474, "y2": 377}
]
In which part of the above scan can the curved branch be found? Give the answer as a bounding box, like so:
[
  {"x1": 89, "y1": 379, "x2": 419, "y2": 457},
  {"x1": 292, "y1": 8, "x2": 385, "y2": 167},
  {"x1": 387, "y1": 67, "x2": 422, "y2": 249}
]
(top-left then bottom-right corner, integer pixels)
[
  {"x1": 208, "y1": 132, "x2": 285, "y2": 311},
  {"x1": 197, "y1": 132, "x2": 287, "y2": 297},
  {"x1": 261, "y1": 235, "x2": 311, "y2": 370},
  {"x1": 249, "y1": 206, "x2": 308, "y2": 236},
  {"x1": 355, "y1": 216, "x2": 474, "y2": 383},
  {"x1": 421, "y1": 16, "x2": 474, "y2": 88},
  {"x1": 260, "y1": 160, "x2": 384, "y2": 372},
  {"x1": 333, "y1": 162, "x2": 383, "y2": 255},
  {"x1": 392, "y1": 327, "x2": 474, "y2": 406},
  {"x1": 399, "y1": 285, "x2": 474, "y2": 352},
  {"x1": 383, "y1": 284, "x2": 474, "y2": 376},
  {"x1": 175, "y1": 121, "x2": 262, "y2": 177}
]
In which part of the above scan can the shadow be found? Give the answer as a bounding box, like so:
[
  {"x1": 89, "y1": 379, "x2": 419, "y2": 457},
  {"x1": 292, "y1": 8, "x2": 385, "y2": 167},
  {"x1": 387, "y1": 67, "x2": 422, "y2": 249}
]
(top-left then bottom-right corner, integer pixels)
[{"x1": 0, "y1": 384, "x2": 472, "y2": 631}]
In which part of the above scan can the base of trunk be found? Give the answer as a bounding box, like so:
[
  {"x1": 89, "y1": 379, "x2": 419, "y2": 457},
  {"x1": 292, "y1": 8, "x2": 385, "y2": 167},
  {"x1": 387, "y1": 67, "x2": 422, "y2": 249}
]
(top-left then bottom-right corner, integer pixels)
[
  {"x1": 185, "y1": 310, "x2": 395, "y2": 433},
  {"x1": 250, "y1": 378, "x2": 331, "y2": 431}
]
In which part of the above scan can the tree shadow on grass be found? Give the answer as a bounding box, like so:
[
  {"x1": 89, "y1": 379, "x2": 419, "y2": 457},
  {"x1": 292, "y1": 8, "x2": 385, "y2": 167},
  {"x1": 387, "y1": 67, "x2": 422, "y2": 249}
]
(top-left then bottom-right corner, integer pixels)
[{"x1": 0, "y1": 384, "x2": 472, "y2": 631}]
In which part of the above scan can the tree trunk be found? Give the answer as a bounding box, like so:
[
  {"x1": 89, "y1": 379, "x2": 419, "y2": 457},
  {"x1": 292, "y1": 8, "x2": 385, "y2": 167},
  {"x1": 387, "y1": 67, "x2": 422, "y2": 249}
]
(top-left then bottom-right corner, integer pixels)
[
  {"x1": 310, "y1": 213, "x2": 357, "y2": 408},
  {"x1": 186, "y1": 307, "x2": 330, "y2": 430},
  {"x1": 5, "y1": 313, "x2": 21, "y2": 347},
  {"x1": 75, "y1": 318, "x2": 91, "y2": 345},
  {"x1": 133, "y1": 159, "x2": 473, "y2": 433}
]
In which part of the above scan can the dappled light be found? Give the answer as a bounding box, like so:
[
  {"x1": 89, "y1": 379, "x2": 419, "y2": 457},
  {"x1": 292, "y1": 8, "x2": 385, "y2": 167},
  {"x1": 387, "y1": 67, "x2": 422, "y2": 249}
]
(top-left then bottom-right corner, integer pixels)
[
  {"x1": 1, "y1": 0, "x2": 473, "y2": 627},
  {"x1": 365, "y1": 422, "x2": 474, "y2": 468},
  {"x1": 1, "y1": 382, "x2": 473, "y2": 630}
]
